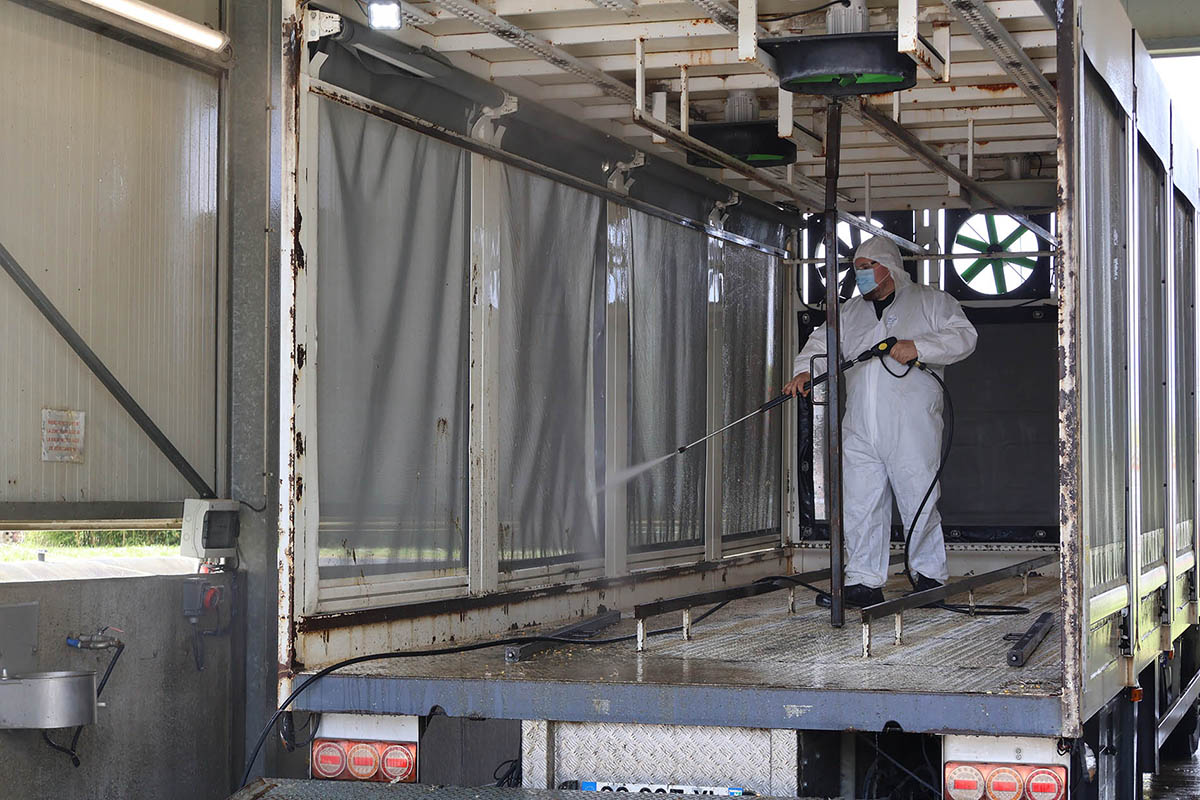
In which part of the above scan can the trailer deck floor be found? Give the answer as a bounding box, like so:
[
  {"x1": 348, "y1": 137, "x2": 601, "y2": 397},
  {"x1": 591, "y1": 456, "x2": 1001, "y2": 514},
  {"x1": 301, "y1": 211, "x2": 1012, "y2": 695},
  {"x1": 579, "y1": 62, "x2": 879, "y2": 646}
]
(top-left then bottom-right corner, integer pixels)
[
  {"x1": 326, "y1": 574, "x2": 1061, "y2": 694},
  {"x1": 298, "y1": 574, "x2": 1064, "y2": 735}
]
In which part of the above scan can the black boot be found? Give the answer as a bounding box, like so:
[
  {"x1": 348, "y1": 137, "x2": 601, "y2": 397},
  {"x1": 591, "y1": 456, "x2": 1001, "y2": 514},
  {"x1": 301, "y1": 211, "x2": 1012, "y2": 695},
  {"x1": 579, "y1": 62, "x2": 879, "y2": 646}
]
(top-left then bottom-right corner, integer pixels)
[
  {"x1": 816, "y1": 583, "x2": 885, "y2": 609},
  {"x1": 910, "y1": 573, "x2": 943, "y2": 592},
  {"x1": 906, "y1": 573, "x2": 943, "y2": 607}
]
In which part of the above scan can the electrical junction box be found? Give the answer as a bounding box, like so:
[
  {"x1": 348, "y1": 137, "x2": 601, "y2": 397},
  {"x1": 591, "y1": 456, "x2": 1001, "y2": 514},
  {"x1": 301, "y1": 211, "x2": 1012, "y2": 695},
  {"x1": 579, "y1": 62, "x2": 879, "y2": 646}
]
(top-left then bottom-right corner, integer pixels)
[{"x1": 181, "y1": 498, "x2": 240, "y2": 559}]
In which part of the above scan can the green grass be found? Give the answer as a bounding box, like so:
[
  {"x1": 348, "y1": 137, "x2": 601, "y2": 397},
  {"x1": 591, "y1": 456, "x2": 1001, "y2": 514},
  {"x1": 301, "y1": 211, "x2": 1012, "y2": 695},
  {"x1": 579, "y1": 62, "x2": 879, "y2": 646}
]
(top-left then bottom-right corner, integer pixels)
[{"x1": 0, "y1": 530, "x2": 181, "y2": 562}]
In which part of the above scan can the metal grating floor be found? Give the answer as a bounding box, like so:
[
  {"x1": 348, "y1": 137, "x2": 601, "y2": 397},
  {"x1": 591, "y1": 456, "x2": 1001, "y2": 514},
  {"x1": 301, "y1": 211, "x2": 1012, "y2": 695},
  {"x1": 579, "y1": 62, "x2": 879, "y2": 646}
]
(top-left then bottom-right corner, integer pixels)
[
  {"x1": 228, "y1": 781, "x2": 814, "y2": 800},
  {"x1": 330, "y1": 574, "x2": 1062, "y2": 697}
]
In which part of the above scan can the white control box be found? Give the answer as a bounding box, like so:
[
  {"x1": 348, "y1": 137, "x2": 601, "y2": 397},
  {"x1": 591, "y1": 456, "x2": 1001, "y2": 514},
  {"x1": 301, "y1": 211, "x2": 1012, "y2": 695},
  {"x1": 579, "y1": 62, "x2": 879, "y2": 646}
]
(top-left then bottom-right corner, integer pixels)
[{"x1": 181, "y1": 498, "x2": 241, "y2": 559}]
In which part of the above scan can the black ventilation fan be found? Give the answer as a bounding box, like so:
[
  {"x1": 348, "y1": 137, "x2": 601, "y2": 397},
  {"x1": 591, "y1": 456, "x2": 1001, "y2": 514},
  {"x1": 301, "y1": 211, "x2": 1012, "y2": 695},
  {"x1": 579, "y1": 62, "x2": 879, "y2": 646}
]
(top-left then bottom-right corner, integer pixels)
[
  {"x1": 686, "y1": 119, "x2": 798, "y2": 168},
  {"x1": 943, "y1": 211, "x2": 1053, "y2": 301},
  {"x1": 760, "y1": 32, "x2": 919, "y2": 96},
  {"x1": 804, "y1": 211, "x2": 916, "y2": 303}
]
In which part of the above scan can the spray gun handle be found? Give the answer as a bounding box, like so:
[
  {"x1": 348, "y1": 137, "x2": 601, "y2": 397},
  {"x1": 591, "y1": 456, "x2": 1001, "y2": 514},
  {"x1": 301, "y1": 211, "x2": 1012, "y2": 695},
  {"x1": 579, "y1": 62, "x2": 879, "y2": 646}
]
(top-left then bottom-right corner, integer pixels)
[{"x1": 860, "y1": 336, "x2": 899, "y2": 362}]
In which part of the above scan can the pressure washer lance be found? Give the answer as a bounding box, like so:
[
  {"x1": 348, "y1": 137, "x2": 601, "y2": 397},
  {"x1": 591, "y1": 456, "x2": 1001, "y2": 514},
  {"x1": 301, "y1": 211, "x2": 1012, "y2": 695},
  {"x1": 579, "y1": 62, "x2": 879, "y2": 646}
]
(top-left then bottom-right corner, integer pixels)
[{"x1": 675, "y1": 337, "x2": 899, "y2": 455}]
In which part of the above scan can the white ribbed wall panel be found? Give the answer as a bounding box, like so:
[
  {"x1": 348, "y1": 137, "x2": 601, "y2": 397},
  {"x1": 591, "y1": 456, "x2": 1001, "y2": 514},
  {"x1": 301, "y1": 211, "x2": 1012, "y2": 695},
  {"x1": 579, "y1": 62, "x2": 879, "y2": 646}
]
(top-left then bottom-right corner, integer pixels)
[{"x1": 0, "y1": 1, "x2": 219, "y2": 505}]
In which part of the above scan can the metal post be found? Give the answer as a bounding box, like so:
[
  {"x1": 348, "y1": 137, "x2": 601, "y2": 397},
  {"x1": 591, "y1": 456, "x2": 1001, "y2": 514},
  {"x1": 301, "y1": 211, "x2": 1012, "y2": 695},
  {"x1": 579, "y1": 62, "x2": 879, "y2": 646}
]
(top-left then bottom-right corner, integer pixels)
[{"x1": 823, "y1": 99, "x2": 846, "y2": 628}]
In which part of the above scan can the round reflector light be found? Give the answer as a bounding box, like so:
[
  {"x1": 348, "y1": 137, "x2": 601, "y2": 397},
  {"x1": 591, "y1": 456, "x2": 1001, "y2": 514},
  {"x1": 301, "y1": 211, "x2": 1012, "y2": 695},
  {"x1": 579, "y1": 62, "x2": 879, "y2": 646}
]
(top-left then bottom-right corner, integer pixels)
[
  {"x1": 381, "y1": 744, "x2": 416, "y2": 782},
  {"x1": 312, "y1": 741, "x2": 346, "y2": 779},
  {"x1": 346, "y1": 742, "x2": 380, "y2": 780},
  {"x1": 985, "y1": 767, "x2": 1024, "y2": 800},
  {"x1": 945, "y1": 764, "x2": 985, "y2": 800},
  {"x1": 1024, "y1": 768, "x2": 1064, "y2": 800}
]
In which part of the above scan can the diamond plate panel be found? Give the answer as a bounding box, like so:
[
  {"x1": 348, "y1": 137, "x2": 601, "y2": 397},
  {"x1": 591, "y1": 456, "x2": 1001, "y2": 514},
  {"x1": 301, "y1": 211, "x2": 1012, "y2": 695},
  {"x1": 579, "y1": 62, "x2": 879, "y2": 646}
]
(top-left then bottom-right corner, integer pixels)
[
  {"x1": 550, "y1": 722, "x2": 796, "y2": 796},
  {"x1": 523, "y1": 720, "x2": 553, "y2": 789}
]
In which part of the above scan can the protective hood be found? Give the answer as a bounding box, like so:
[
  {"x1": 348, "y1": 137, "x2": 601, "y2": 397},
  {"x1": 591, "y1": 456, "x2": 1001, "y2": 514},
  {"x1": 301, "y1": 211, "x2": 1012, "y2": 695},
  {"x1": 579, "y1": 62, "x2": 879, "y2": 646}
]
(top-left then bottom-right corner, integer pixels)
[{"x1": 854, "y1": 235, "x2": 911, "y2": 289}]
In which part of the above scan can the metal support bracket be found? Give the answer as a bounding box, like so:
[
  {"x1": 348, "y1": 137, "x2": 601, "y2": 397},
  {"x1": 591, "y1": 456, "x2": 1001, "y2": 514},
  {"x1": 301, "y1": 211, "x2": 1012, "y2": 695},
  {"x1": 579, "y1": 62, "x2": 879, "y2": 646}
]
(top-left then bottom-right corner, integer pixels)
[
  {"x1": 304, "y1": 9, "x2": 343, "y2": 42},
  {"x1": 471, "y1": 93, "x2": 519, "y2": 143},
  {"x1": 708, "y1": 191, "x2": 741, "y2": 227},
  {"x1": 899, "y1": 0, "x2": 949, "y2": 81},
  {"x1": 606, "y1": 151, "x2": 646, "y2": 194}
]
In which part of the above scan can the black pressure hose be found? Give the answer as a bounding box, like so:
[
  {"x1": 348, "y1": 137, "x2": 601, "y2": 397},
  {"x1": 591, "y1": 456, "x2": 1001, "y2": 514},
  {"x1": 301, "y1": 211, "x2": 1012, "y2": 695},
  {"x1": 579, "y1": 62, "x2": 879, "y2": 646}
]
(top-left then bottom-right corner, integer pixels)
[{"x1": 884, "y1": 361, "x2": 1028, "y2": 617}]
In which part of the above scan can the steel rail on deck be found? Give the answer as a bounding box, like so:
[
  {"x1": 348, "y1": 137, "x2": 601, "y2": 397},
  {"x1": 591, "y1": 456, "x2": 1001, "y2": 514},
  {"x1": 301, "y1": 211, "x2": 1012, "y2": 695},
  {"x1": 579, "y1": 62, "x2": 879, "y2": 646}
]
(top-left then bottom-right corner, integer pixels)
[
  {"x1": 859, "y1": 552, "x2": 1058, "y2": 657},
  {"x1": 632, "y1": 554, "x2": 907, "y2": 650}
]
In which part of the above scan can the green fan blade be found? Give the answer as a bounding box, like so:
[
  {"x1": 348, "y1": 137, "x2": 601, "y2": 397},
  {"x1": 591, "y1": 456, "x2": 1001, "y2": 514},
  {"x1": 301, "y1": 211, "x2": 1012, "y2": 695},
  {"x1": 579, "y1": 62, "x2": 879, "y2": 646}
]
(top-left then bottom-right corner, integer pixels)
[
  {"x1": 1010, "y1": 257, "x2": 1038, "y2": 269},
  {"x1": 956, "y1": 234, "x2": 990, "y2": 252},
  {"x1": 854, "y1": 72, "x2": 907, "y2": 84},
  {"x1": 985, "y1": 214, "x2": 999, "y2": 244},
  {"x1": 998, "y1": 224, "x2": 1029, "y2": 250},
  {"x1": 960, "y1": 258, "x2": 990, "y2": 281},
  {"x1": 991, "y1": 260, "x2": 1008, "y2": 293}
]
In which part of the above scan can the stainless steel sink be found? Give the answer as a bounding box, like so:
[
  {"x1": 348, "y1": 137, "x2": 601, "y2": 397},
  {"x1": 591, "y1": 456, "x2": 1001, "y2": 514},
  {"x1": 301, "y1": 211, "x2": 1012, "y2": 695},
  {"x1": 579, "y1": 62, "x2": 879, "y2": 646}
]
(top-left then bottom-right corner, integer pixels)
[{"x1": 0, "y1": 670, "x2": 97, "y2": 729}]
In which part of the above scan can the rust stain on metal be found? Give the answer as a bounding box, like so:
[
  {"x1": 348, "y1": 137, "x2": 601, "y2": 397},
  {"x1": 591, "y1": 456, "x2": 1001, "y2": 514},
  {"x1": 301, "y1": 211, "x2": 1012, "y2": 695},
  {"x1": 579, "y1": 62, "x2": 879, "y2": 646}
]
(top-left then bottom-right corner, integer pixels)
[
  {"x1": 976, "y1": 82, "x2": 1019, "y2": 94},
  {"x1": 295, "y1": 431, "x2": 305, "y2": 457},
  {"x1": 295, "y1": 546, "x2": 787, "y2": 634}
]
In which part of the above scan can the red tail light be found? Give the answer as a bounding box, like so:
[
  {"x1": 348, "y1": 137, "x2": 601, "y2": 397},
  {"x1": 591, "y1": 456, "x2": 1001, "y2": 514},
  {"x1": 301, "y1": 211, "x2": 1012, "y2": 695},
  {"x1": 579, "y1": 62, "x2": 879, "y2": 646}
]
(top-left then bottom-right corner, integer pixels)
[
  {"x1": 943, "y1": 762, "x2": 1065, "y2": 800},
  {"x1": 1024, "y1": 768, "x2": 1065, "y2": 800},
  {"x1": 311, "y1": 741, "x2": 346, "y2": 779},
  {"x1": 945, "y1": 764, "x2": 985, "y2": 800},
  {"x1": 311, "y1": 738, "x2": 418, "y2": 783}
]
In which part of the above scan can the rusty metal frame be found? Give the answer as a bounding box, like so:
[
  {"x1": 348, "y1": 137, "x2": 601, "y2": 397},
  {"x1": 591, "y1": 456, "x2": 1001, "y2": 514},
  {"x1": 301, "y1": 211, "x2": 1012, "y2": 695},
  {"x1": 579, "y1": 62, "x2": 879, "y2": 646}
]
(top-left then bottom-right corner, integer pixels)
[
  {"x1": 940, "y1": 0, "x2": 1055, "y2": 120},
  {"x1": 279, "y1": 0, "x2": 305, "y2": 711},
  {"x1": 1056, "y1": 0, "x2": 1084, "y2": 738}
]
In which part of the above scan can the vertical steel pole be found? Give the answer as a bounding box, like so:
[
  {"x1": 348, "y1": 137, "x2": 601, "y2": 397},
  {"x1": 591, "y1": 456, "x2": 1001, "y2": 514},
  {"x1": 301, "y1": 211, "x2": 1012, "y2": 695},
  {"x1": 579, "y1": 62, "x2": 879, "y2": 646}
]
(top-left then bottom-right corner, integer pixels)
[{"x1": 824, "y1": 99, "x2": 846, "y2": 627}]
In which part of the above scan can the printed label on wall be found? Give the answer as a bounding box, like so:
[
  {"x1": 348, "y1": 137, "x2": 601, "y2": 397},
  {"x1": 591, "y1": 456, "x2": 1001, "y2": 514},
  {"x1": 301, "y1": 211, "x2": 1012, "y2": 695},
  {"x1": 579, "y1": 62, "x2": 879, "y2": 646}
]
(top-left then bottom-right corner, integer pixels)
[{"x1": 41, "y1": 409, "x2": 85, "y2": 463}]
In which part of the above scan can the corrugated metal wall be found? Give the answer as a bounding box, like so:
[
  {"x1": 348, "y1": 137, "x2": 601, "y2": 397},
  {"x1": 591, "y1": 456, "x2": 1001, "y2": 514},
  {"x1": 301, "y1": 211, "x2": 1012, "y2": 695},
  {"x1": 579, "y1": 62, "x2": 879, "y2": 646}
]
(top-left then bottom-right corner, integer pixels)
[
  {"x1": 0, "y1": 2, "x2": 219, "y2": 506},
  {"x1": 1136, "y1": 143, "x2": 1168, "y2": 572}
]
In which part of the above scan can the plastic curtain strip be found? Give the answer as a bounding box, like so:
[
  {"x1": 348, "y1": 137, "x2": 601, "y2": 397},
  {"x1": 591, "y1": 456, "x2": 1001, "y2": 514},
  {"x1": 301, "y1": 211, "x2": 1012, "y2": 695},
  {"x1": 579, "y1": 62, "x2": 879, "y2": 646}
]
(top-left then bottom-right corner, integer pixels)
[
  {"x1": 315, "y1": 98, "x2": 470, "y2": 580},
  {"x1": 496, "y1": 165, "x2": 606, "y2": 568},
  {"x1": 627, "y1": 210, "x2": 707, "y2": 553}
]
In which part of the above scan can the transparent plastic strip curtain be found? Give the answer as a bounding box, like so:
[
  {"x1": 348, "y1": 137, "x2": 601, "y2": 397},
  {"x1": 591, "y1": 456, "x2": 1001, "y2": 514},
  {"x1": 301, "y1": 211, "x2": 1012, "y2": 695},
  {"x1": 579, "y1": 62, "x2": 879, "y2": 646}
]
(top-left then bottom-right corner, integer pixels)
[
  {"x1": 315, "y1": 98, "x2": 469, "y2": 580},
  {"x1": 1175, "y1": 194, "x2": 1197, "y2": 555},
  {"x1": 496, "y1": 165, "x2": 606, "y2": 569},
  {"x1": 627, "y1": 211, "x2": 707, "y2": 552},
  {"x1": 720, "y1": 243, "x2": 784, "y2": 541},
  {"x1": 1137, "y1": 144, "x2": 1168, "y2": 572},
  {"x1": 1082, "y1": 66, "x2": 1129, "y2": 595}
]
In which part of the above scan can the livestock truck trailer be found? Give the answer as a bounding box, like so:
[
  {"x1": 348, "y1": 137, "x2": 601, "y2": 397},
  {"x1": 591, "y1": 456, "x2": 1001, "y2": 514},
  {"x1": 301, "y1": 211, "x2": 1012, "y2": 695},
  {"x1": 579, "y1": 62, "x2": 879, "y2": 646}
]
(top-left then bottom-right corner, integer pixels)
[{"x1": 245, "y1": 0, "x2": 1200, "y2": 797}]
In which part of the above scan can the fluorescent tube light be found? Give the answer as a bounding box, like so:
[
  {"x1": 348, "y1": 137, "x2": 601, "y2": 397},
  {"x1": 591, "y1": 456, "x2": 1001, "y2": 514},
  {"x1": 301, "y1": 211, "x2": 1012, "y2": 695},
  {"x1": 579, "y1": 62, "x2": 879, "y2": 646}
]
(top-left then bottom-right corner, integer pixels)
[{"x1": 79, "y1": 0, "x2": 230, "y2": 52}]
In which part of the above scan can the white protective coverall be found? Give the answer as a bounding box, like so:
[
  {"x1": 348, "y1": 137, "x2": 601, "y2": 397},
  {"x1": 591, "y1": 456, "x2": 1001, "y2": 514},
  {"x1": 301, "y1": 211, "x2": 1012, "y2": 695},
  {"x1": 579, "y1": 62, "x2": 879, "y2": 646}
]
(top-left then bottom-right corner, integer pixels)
[{"x1": 795, "y1": 236, "x2": 977, "y2": 588}]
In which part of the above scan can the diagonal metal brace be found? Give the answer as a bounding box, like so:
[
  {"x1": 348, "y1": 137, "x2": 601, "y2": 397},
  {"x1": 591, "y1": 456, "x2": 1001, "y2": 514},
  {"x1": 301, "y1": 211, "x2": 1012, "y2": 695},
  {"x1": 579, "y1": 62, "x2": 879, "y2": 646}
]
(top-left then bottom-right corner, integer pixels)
[{"x1": 0, "y1": 241, "x2": 215, "y2": 499}]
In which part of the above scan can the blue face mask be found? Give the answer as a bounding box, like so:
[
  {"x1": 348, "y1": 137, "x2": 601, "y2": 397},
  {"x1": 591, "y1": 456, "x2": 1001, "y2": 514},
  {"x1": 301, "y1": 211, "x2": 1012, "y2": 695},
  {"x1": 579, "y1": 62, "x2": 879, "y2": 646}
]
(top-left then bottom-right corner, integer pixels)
[{"x1": 855, "y1": 267, "x2": 879, "y2": 295}]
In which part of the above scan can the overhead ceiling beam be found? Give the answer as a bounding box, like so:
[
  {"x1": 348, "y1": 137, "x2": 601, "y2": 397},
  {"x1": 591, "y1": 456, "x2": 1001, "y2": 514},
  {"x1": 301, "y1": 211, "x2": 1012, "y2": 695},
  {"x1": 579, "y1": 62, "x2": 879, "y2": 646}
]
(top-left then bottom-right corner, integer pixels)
[
  {"x1": 427, "y1": 0, "x2": 636, "y2": 101},
  {"x1": 940, "y1": 0, "x2": 1056, "y2": 120},
  {"x1": 488, "y1": 47, "x2": 1054, "y2": 80},
  {"x1": 849, "y1": 99, "x2": 1054, "y2": 241},
  {"x1": 432, "y1": 23, "x2": 1054, "y2": 55}
]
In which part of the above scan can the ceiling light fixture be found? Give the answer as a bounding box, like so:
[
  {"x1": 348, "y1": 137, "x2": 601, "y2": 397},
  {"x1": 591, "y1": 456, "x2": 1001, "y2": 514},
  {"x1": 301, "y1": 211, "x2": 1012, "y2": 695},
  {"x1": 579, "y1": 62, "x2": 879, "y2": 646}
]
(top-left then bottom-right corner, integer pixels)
[
  {"x1": 367, "y1": 0, "x2": 404, "y2": 30},
  {"x1": 79, "y1": 0, "x2": 229, "y2": 52}
]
